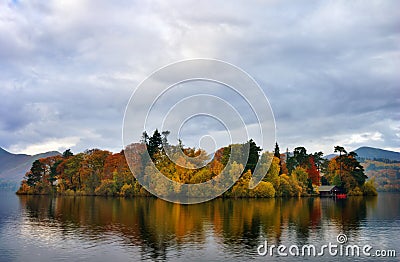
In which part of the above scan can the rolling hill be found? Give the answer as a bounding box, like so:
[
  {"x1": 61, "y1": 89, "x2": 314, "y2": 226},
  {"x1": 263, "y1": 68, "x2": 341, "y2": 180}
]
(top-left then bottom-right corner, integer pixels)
[
  {"x1": 323, "y1": 147, "x2": 400, "y2": 162},
  {"x1": 354, "y1": 146, "x2": 400, "y2": 161},
  {"x1": 0, "y1": 147, "x2": 60, "y2": 183}
]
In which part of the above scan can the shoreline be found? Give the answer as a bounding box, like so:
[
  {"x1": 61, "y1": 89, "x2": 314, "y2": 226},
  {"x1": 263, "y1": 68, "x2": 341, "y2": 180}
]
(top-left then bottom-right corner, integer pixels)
[{"x1": 15, "y1": 191, "x2": 377, "y2": 198}]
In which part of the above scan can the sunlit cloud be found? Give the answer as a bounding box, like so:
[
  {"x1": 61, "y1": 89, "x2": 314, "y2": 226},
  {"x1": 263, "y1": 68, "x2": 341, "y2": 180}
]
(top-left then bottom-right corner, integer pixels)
[{"x1": 9, "y1": 136, "x2": 80, "y2": 155}]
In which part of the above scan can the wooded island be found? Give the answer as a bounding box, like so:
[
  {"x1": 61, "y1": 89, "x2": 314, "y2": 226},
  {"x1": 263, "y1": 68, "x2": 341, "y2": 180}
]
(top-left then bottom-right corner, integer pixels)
[{"x1": 17, "y1": 130, "x2": 377, "y2": 198}]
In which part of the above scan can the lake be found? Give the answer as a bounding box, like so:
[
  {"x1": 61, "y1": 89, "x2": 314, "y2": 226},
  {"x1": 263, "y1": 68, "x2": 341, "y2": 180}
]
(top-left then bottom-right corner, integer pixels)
[{"x1": 0, "y1": 191, "x2": 399, "y2": 261}]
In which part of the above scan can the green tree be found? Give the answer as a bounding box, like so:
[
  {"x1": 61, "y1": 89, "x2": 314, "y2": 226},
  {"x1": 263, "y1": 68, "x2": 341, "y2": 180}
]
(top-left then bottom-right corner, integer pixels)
[
  {"x1": 62, "y1": 153, "x2": 84, "y2": 190},
  {"x1": 312, "y1": 151, "x2": 324, "y2": 172},
  {"x1": 141, "y1": 131, "x2": 149, "y2": 144},
  {"x1": 287, "y1": 146, "x2": 308, "y2": 174},
  {"x1": 292, "y1": 166, "x2": 308, "y2": 185},
  {"x1": 27, "y1": 160, "x2": 44, "y2": 187},
  {"x1": 49, "y1": 159, "x2": 62, "y2": 185},
  {"x1": 274, "y1": 142, "x2": 280, "y2": 158},
  {"x1": 244, "y1": 139, "x2": 261, "y2": 173},
  {"x1": 274, "y1": 142, "x2": 283, "y2": 175},
  {"x1": 334, "y1": 146, "x2": 347, "y2": 156},
  {"x1": 332, "y1": 174, "x2": 342, "y2": 187},
  {"x1": 307, "y1": 178, "x2": 314, "y2": 194},
  {"x1": 62, "y1": 149, "x2": 73, "y2": 158},
  {"x1": 342, "y1": 151, "x2": 367, "y2": 186},
  {"x1": 292, "y1": 166, "x2": 309, "y2": 194},
  {"x1": 321, "y1": 176, "x2": 329, "y2": 185},
  {"x1": 148, "y1": 129, "x2": 163, "y2": 159},
  {"x1": 293, "y1": 147, "x2": 308, "y2": 167}
]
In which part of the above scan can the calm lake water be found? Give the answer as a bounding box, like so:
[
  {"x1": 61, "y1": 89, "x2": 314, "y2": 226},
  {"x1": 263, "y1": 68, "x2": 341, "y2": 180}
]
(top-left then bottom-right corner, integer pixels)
[{"x1": 0, "y1": 191, "x2": 399, "y2": 262}]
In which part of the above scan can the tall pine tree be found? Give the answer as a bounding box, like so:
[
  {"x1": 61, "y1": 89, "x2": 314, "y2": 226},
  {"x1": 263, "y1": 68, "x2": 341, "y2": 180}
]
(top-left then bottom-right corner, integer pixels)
[
  {"x1": 148, "y1": 129, "x2": 163, "y2": 159},
  {"x1": 274, "y1": 142, "x2": 283, "y2": 175}
]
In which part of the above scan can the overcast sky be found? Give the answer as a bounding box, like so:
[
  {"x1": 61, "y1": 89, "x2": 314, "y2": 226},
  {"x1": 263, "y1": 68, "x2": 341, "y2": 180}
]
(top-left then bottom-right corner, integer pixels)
[{"x1": 1, "y1": 0, "x2": 399, "y2": 156}]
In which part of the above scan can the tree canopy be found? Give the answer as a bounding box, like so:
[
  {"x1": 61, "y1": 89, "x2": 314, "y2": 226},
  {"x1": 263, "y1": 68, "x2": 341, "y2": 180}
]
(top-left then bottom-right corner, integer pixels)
[{"x1": 17, "y1": 137, "x2": 376, "y2": 198}]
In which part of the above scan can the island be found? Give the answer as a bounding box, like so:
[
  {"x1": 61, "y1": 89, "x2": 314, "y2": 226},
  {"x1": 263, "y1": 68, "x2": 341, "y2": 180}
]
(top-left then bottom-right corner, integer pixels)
[{"x1": 17, "y1": 129, "x2": 377, "y2": 198}]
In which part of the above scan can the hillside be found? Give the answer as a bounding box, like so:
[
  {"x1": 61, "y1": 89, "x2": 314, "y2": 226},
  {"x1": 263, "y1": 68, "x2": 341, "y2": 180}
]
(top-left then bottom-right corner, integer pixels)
[
  {"x1": 354, "y1": 146, "x2": 400, "y2": 161},
  {"x1": 362, "y1": 160, "x2": 400, "y2": 192},
  {"x1": 323, "y1": 153, "x2": 337, "y2": 160},
  {"x1": 0, "y1": 147, "x2": 60, "y2": 183}
]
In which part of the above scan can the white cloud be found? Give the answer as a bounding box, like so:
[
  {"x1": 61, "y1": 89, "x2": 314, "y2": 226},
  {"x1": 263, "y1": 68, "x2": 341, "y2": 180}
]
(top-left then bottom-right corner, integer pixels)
[
  {"x1": 344, "y1": 132, "x2": 383, "y2": 144},
  {"x1": 9, "y1": 136, "x2": 80, "y2": 155}
]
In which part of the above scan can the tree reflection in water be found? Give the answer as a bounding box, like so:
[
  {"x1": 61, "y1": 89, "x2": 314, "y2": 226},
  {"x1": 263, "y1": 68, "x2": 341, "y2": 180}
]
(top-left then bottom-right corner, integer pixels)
[{"x1": 18, "y1": 195, "x2": 379, "y2": 260}]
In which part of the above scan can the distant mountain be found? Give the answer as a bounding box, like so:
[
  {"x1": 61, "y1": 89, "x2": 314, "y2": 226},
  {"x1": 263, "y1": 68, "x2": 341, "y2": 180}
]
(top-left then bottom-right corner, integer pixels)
[
  {"x1": 354, "y1": 147, "x2": 400, "y2": 161},
  {"x1": 0, "y1": 147, "x2": 61, "y2": 182},
  {"x1": 322, "y1": 147, "x2": 400, "y2": 162},
  {"x1": 323, "y1": 153, "x2": 337, "y2": 160}
]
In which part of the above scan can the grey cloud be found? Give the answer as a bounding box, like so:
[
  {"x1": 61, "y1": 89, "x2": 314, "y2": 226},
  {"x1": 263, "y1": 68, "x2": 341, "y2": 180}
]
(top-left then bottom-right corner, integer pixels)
[{"x1": 0, "y1": 0, "x2": 399, "y2": 155}]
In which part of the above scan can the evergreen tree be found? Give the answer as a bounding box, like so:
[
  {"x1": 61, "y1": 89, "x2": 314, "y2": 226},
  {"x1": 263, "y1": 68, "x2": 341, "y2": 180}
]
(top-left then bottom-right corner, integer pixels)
[
  {"x1": 49, "y1": 159, "x2": 62, "y2": 185},
  {"x1": 62, "y1": 149, "x2": 73, "y2": 158},
  {"x1": 293, "y1": 147, "x2": 308, "y2": 167},
  {"x1": 141, "y1": 131, "x2": 149, "y2": 144},
  {"x1": 274, "y1": 142, "x2": 283, "y2": 175},
  {"x1": 312, "y1": 151, "x2": 324, "y2": 172},
  {"x1": 244, "y1": 139, "x2": 261, "y2": 173},
  {"x1": 307, "y1": 178, "x2": 314, "y2": 194},
  {"x1": 148, "y1": 129, "x2": 163, "y2": 159},
  {"x1": 274, "y1": 142, "x2": 280, "y2": 158},
  {"x1": 27, "y1": 160, "x2": 43, "y2": 187},
  {"x1": 321, "y1": 176, "x2": 329, "y2": 185}
]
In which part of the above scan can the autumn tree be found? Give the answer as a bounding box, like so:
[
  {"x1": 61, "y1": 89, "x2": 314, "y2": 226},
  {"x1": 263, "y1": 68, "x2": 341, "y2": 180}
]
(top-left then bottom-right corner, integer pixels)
[
  {"x1": 307, "y1": 156, "x2": 320, "y2": 186},
  {"x1": 277, "y1": 174, "x2": 302, "y2": 197},
  {"x1": 103, "y1": 151, "x2": 134, "y2": 191},
  {"x1": 326, "y1": 147, "x2": 369, "y2": 193},
  {"x1": 40, "y1": 155, "x2": 63, "y2": 187},
  {"x1": 80, "y1": 149, "x2": 111, "y2": 193},
  {"x1": 230, "y1": 166, "x2": 251, "y2": 198},
  {"x1": 58, "y1": 153, "x2": 84, "y2": 191},
  {"x1": 263, "y1": 155, "x2": 280, "y2": 190},
  {"x1": 252, "y1": 181, "x2": 275, "y2": 198},
  {"x1": 334, "y1": 145, "x2": 347, "y2": 179},
  {"x1": 292, "y1": 166, "x2": 310, "y2": 194}
]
